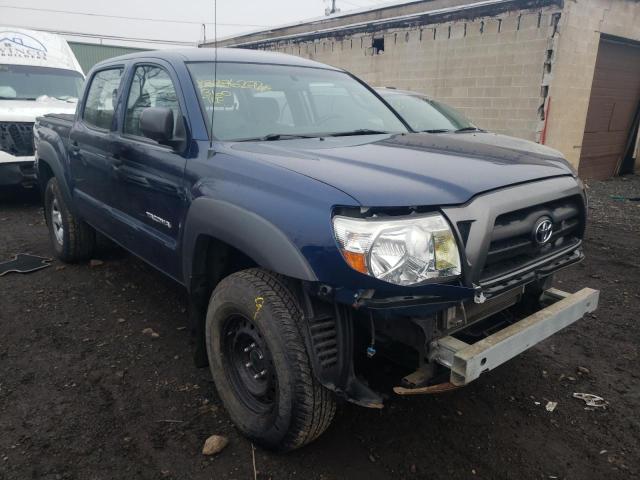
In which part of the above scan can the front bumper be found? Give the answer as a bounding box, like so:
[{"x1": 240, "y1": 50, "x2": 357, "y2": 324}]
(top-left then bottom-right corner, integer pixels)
[
  {"x1": 430, "y1": 287, "x2": 598, "y2": 386},
  {"x1": 328, "y1": 244, "x2": 583, "y2": 318},
  {"x1": 0, "y1": 158, "x2": 37, "y2": 188}
]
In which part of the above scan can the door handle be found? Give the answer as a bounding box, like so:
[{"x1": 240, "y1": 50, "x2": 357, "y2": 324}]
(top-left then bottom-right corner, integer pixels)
[
  {"x1": 70, "y1": 141, "x2": 80, "y2": 154},
  {"x1": 111, "y1": 152, "x2": 123, "y2": 166}
]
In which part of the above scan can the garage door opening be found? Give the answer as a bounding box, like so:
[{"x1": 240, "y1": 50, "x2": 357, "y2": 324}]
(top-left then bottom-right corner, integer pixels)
[{"x1": 578, "y1": 36, "x2": 640, "y2": 180}]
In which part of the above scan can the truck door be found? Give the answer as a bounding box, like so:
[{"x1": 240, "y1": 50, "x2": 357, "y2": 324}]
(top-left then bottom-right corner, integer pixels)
[
  {"x1": 109, "y1": 62, "x2": 188, "y2": 280},
  {"x1": 69, "y1": 66, "x2": 124, "y2": 231}
]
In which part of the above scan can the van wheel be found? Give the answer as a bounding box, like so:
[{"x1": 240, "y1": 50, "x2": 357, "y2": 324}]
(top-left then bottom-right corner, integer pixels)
[
  {"x1": 205, "y1": 268, "x2": 336, "y2": 451},
  {"x1": 44, "y1": 177, "x2": 95, "y2": 262}
]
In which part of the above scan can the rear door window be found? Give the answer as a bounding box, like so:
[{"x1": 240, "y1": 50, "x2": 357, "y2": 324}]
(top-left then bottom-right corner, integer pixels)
[{"x1": 82, "y1": 68, "x2": 124, "y2": 130}]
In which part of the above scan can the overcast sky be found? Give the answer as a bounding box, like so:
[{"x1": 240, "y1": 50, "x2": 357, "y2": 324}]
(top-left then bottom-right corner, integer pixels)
[{"x1": 0, "y1": 0, "x2": 399, "y2": 49}]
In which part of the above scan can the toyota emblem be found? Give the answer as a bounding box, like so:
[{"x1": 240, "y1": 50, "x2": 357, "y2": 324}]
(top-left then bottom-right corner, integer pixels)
[{"x1": 533, "y1": 217, "x2": 553, "y2": 245}]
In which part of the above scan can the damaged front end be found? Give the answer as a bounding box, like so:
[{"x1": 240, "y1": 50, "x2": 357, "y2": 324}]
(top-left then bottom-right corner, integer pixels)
[
  {"x1": 299, "y1": 280, "x2": 598, "y2": 407},
  {"x1": 297, "y1": 176, "x2": 596, "y2": 407}
]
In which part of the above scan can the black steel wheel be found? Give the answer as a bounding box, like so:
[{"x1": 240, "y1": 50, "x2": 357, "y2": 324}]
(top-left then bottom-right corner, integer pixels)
[
  {"x1": 221, "y1": 313, "x2": 277, "y2": 413},
  {"x1": 205, "y1": 268, "x2": 335, "y2": 451}
]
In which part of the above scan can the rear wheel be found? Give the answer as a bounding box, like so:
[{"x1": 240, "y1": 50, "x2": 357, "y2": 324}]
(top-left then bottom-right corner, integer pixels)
[
  {"x1": 205, "y1": 268, "x2": 335, "y2": 451},
  {"x1": 44, "y1": 177, "x2": 95, "y2": 262}
]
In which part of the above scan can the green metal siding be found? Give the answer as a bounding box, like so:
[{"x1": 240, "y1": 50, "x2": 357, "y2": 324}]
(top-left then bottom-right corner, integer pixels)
[{"x1": 68, "y1": 42, "x2": 146, "y2": 74}]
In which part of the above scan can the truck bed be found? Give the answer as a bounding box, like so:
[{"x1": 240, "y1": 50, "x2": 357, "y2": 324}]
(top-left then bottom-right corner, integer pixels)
[
  {"x1": 36, "y1": 114, "x2": 74, "y2": 144},
  {"x1": 39, "y1": 113, "x2": 74, "y2": 124}
]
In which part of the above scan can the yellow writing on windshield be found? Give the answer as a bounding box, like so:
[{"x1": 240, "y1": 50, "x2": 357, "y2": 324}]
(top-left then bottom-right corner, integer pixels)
[
  {"x1": 197, "y1": 78, "x2": 272, "y2": 94},
  {"x1": 204, "y1": 90, "x2": 232, "y2": 105}
]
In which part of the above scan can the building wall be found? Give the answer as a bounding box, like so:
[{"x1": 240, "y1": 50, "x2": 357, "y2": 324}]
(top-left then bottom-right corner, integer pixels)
[
  {"x1": 295, "y1": 8, "x2": 558, "y2": 141},
  {"x1": 68, "y1": 42, "x2": 146, "y2": 75},
  {"x1": 544, "y1": 0, "x2": 640, "y2": 168},
  {"x1": 267, "y1": 5, "x2": 560, "y2": 142}
]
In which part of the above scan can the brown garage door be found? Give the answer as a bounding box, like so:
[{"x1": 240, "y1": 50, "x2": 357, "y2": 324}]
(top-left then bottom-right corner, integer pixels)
[{"x1": 579, "y1": 37, "x2": 640, "y2": 180}]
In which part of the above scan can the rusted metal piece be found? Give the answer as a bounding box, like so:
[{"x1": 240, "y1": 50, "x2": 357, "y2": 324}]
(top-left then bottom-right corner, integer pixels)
[
  {"x1": 393, "y1": 381, "x2": 460, "y2": 396},
  {"x1": 540, "y1": 96, "x2": 551, "y2": 145}
]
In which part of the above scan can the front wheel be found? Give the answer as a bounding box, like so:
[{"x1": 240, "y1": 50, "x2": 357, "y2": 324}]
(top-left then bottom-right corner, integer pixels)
[
  {"x1": 44, "y1": 177, "x2": 95, "y2": 262},
  {"x1": 205, "y1": 268, "x2": 335, "y2": 451}
]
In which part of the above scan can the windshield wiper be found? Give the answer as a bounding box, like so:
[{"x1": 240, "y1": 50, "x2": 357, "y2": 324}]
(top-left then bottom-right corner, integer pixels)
[
  {"x1": 455, "y1": 127, "x2": 482, "y2": 133},
  {"x1": 328, "y1": 129, "x2": 391, "y2": 137},
  {"x1": 236, "y1": 133, "x2": 320, "y2": 142},
  {"x1": 236, "y1": 129, "x2": 392, "y2": 142},
  {"x1": 420, "y1": 128, "x2": 451, "y2": 133}
]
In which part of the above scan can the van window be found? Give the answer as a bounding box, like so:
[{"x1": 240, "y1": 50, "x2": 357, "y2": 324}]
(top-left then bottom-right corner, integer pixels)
[
  {"x1": 83, "y1": 68, "x2": 123, "y2": 130},
  {"x1": 0, "y1": 64, "x2": 83, "y2": 101},
  {"x1": 124, "y1": 65, "x2": 181, "y2": 138}
]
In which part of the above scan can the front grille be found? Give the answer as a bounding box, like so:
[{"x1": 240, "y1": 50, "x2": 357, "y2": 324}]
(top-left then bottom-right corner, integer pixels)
[
  {"x1": 480, "y1": 195, "x2": 584, "y2": 282},
  {"x1": 0, "y1": 122, "x2": 35, "y2": 157}
]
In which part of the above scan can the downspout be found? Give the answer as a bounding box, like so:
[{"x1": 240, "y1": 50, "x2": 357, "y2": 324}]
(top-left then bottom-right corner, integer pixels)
[{"x1": 540, "y1": 96, "x2": 551, "y2": 145}]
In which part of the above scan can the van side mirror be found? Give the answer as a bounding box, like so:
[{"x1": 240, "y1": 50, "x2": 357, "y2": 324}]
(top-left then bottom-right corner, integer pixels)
[{"x1": 140, "y1": 107, "x2": 174, "y2": 144}]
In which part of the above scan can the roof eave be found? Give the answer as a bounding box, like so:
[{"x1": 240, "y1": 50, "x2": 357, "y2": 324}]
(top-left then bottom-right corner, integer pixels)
[{"x1": 203, "y1": 0, "x2": 563, "y2": 49}]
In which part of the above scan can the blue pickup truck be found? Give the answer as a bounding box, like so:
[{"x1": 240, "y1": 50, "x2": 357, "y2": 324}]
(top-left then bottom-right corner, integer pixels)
[{"x1": 34, "y1": 48, "x2": 598, "y2": 451}]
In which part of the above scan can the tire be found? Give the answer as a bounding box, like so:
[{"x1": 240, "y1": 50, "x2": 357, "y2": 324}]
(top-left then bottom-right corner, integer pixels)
[
  {"x1": 205, "y1": 268, "x2": 336, "y2": 451},
  {"x1": 44, "y1": 177, "x2": 95, "y2": 262}
]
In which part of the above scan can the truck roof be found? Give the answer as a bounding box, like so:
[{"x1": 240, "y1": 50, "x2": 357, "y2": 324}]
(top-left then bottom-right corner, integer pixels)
[{"x1": 93, "y1": 47, "x2": 342, "y2": 72}]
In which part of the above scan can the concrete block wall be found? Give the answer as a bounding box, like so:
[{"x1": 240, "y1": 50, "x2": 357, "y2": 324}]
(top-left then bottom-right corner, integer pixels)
[{"x1": 269, "y1": 6, "x2": 562, "y2": 142}]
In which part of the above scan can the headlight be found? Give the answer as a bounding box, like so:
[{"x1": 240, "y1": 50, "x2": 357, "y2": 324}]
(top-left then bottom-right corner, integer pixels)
[{"x1": 332, "y1": 213, "x2": 461, "y2": 286}]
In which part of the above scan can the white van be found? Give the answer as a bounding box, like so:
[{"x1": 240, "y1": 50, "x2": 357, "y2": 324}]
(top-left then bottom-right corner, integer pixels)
[{"x1": 0, "y1": 27, "x2": 84, "y2": 189}]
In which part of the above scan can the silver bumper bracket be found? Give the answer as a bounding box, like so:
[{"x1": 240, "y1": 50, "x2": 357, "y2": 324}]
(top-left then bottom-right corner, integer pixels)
[{"x1": 433, "y1": 288, "x2": 599, "y2": 386}]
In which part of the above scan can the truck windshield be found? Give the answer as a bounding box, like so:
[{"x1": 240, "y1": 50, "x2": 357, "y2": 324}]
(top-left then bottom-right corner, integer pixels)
[
  {"x1": 379, "y1": 92, "x2": 477, "y2": 132},
  {"x1": 0, "y1": 64, "x2": 84, "y2": 101},
  {"x1": 187, "y1": 62, "x2": 408, "y2": 141}
]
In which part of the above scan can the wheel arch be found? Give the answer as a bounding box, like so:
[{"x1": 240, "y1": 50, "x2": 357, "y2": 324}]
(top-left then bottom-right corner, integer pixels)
[
  {"x1": 182, "y1": 197, "x2": 317, "y2": 367},
  {"x1": 182, "y1": 197, "x2": 317, "y2": 292},
  {"x1": 35, "y1": 141, "x2": 75, "y2": 213}
]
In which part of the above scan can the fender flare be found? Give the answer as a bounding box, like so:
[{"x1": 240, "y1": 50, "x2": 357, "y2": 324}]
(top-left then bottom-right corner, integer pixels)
[
  {"x1": 182, "y1": 197, "x2": 317, "y2": 288},
  {"x1": 35, "y1": 138, "x2": 75, "y2": 212}
]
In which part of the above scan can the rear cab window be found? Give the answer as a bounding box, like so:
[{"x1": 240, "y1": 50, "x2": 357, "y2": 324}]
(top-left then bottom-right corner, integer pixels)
[{"x1": 82, "y1": 68, "x2": 124, "y2": 130}]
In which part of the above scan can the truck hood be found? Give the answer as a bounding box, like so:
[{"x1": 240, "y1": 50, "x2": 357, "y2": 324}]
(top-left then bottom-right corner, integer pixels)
[
  {"x1": 230, "y1": 132, "x2": 575, "y2": 207},
  {"x1": 0, "y1": 96, "x2": 77, "y2": 122}
]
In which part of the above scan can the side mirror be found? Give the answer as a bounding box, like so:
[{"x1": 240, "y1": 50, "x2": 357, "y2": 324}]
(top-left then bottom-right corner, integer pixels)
[{"x1": 140, "y1": 107, "x2": 174, "y2": 144}]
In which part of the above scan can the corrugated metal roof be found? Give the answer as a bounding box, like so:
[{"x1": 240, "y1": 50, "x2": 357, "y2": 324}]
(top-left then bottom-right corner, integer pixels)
[{"x1": 68, "y1": 42, "x2": 146, "y2": 74}]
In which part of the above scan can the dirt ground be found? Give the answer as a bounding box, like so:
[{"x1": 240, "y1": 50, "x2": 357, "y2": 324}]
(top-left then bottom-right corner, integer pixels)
[{"x1": 1, "y1": 175, "x2": 639, "y2": 480}]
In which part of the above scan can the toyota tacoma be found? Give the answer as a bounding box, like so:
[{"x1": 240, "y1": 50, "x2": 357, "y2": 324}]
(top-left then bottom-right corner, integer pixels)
[{"x1": 34, "y1": 48, "x2": 598, "y2": 451}]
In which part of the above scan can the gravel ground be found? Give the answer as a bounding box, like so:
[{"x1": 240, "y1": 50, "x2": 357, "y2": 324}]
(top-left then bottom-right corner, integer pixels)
[{"x1": 0, "y1": 175, "x2": 639, "y2": 480}]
